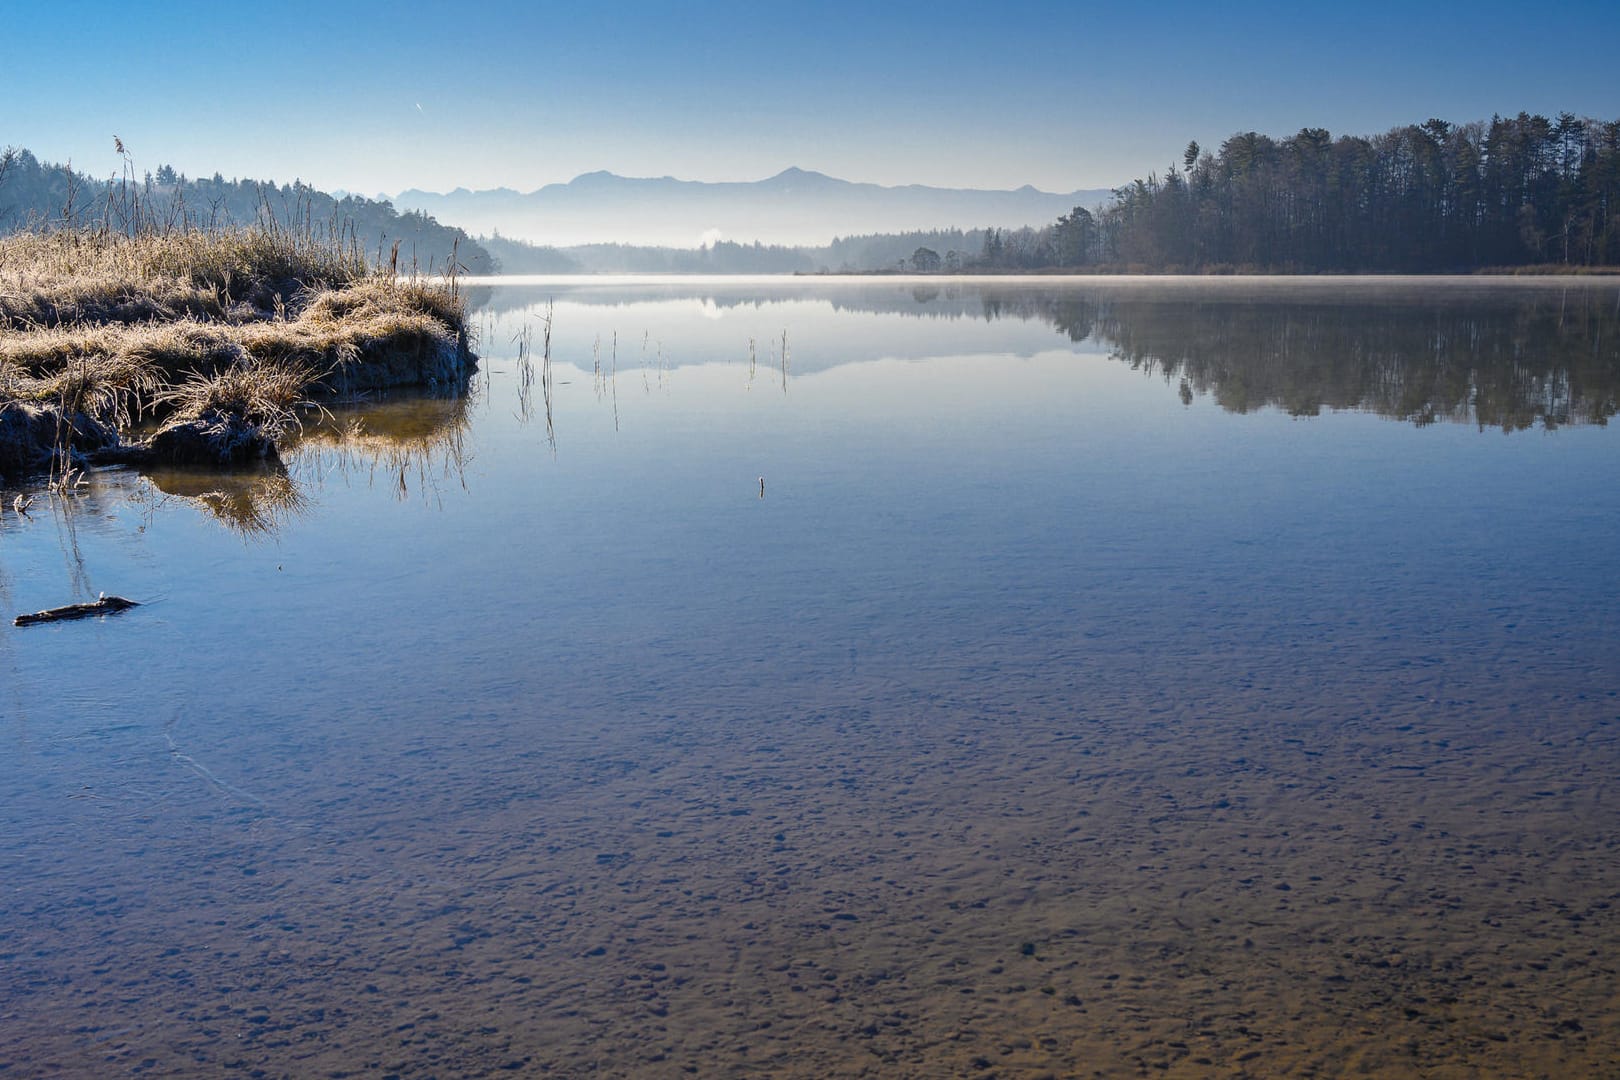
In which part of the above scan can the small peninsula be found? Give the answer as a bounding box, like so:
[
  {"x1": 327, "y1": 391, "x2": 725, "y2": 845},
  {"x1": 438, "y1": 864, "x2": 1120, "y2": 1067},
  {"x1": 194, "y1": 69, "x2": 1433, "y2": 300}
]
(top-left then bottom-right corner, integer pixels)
[{"x1": 0, "y1": 224, "x2": 473, "y2": 481}]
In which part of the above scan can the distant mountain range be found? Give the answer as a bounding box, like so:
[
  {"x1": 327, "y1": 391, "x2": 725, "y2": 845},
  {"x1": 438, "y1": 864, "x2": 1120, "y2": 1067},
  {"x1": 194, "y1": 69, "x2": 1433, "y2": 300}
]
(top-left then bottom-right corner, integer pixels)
[{"x1": 393, "y1": 168, "x2": 1114, "y2": 247}]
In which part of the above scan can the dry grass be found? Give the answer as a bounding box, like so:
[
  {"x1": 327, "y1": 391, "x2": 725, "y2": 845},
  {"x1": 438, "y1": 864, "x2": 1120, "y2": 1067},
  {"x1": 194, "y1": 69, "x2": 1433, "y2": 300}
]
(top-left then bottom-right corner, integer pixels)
[
  {"x1": 0, "y1": 226, "x2": 470, "y2": 478},
  {"x1": 0, "y1": 227, "x2": 368, "y2": 329},
  {"x1": 155, "y1": 357, "x2": 320, "y2": 432}
]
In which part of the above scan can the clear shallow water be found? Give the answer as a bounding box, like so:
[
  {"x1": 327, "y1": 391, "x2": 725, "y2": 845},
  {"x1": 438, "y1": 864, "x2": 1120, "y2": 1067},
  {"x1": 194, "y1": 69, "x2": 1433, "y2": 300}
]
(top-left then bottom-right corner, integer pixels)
[{"x1": 2, "y1": 277, "x2": 1619, "y2": 1077}]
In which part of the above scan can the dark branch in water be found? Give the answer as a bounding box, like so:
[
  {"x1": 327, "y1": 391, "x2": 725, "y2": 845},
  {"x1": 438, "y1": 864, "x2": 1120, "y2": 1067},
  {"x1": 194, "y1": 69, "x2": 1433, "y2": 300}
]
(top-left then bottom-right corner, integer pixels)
[{"x1": 14, "y1": 593, "x2": 139, "y2": 626}]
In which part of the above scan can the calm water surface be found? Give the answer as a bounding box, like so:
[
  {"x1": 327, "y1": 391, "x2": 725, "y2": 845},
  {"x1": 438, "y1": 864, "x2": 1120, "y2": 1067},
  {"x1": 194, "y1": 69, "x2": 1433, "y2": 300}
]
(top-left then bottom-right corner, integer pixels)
[{"x1": 2, "y1": 277, "x2": 1618, "y2": 1077}]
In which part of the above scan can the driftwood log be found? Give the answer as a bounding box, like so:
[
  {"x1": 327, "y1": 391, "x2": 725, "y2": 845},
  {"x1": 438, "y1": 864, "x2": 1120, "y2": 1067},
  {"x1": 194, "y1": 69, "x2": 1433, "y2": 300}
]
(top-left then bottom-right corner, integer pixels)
[{"x1": 13, "y1": 594, "x2": 139, "y2": 627}]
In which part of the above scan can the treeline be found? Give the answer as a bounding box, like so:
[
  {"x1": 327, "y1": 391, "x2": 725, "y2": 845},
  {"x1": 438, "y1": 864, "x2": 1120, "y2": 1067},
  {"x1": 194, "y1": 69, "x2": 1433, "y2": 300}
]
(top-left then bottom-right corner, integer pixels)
[
  {"x1": 484, "y1": 228, "x2": 1017, "y2": 274},
  {"x1": 819, "y1": 229, "x2": 987, "y2": 272},
  {"x1": 0, "y1": 145, "x2": 493, "y2": 273},
  {"x1": 483, "y1": 233, "x2": 816, "y2": 273},
  {"x1": 999, "y1": 112, "x2": 1620, "y2": 272}
]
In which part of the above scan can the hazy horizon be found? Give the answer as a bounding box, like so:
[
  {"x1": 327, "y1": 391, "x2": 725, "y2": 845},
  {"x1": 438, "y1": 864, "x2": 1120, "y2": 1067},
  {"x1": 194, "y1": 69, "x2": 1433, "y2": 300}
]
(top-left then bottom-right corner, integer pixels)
[
  {"x1": 385, "y1": 165, "x2": 1095, "y2": 201},
  {"x1": 389, "y1": 168, "x2": 1117, "y2": 248}
]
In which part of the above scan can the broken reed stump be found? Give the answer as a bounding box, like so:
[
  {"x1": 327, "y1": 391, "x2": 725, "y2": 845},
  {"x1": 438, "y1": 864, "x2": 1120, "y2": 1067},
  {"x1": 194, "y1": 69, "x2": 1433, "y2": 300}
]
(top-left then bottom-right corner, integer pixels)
[{"x1": 13, "y1": 594, "x2": 139, "y2": 627}]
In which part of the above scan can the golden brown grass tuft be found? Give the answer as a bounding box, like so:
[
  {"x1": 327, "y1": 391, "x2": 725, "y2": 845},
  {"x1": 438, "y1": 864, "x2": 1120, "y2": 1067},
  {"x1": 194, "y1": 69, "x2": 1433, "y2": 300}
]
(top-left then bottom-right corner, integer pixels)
[
  {"x1": 0, "y1": 225, "x2": 470, "y2": 477},
  {"x1": 0, "y1": 227, "x2": 369, "y2": 330},
  {"x1": 156, "y1": 358, "x2": 321, "y2": 433}
]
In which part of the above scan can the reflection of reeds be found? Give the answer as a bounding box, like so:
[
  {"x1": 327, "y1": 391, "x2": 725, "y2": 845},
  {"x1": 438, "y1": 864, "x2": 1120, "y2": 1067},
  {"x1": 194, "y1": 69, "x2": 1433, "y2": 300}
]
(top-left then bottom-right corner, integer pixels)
[
  {"x1": 285, "y1": 392, "x2": 475, "y2": 510},
  {"x1": 144, "y1": 464, "x2": 310, "y2": 536},
  {"x1": 592, "y1": 334, "x2": 603, "y2": 399},
  {"x1": 541, "y1": 302, "x2": 555, "y2": 453},
  {"x1": 49, "y1": 480, "x2": 92, "y2": 598},
  {"x1": 515, "y1": 322, "x2": 535, "y2": 423}
]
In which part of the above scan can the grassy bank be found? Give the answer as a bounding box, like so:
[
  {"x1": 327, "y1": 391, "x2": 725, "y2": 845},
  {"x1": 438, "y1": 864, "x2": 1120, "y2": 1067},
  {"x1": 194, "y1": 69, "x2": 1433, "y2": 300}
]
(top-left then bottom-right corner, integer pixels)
[{"x1": 0, "y1": 226, "x2": 472, "y2": 480}]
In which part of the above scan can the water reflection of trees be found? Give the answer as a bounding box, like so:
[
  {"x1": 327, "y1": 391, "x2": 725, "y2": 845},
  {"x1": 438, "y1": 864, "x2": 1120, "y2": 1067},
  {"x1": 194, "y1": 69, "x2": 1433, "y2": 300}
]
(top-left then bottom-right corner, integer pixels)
[
  {"x1": 915, "y1": 283, "x2": 1620, "y2": 428},
  {"x1": 463, "y1": 280, "x2": 1619, "y2": 429},
  {"x1": 1008, "y1": 288, "x2": 1620, "y2": 431}
]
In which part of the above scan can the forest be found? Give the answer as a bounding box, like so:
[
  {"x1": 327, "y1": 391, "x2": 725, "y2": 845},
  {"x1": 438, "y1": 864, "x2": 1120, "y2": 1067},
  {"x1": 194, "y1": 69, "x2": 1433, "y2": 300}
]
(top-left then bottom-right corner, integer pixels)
[
  {"x1": 974, "y1": 112, "x2": 1620, "y2": 272},
  {"x1": 481, "y1": 228, "x2": 994, "y2": 274},
  {"x1": 0, "y1": 145, "x2": 493, "y2": 274}
]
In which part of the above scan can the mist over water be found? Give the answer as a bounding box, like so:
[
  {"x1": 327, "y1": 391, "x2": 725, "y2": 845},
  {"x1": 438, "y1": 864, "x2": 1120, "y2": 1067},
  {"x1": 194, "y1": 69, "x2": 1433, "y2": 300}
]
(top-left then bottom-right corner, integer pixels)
[
  {"x1": 3, "y1": 278, "x2": 1618, "y2": 1077},
  {"x1": 393, "y1": 171, "x2": 1115, "y2": 248}
]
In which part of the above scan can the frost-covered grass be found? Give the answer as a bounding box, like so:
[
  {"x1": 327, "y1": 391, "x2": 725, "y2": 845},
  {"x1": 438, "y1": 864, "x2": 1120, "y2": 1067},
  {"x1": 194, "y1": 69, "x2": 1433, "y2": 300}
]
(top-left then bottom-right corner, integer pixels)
[{"x1": 0, "y1": 226, "x2": 470, "y2": 478}]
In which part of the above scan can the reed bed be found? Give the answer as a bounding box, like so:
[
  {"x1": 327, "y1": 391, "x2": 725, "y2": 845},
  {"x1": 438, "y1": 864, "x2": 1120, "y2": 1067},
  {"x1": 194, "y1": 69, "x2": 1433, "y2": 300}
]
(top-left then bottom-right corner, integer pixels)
[
  {"x1": 0, "y1": 226, "x2": 367, "y2": 328},
  {"x1": 0, "y1": 226, "x2": 471, "y2": 479}
]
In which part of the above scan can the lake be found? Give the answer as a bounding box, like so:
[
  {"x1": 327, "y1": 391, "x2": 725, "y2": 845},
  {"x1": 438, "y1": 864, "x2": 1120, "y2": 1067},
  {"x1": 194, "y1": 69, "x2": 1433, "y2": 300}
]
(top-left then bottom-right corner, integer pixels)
[{"x1": 3, "y1": 276, "x2": 1618, "y2": 1077}]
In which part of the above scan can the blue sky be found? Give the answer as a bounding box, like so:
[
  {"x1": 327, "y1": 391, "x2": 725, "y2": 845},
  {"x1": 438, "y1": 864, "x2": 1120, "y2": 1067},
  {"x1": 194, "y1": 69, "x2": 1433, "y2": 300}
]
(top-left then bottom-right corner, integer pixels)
[{"x1": 4, "y1": 0, "x2": 1618, "y2": 197}]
